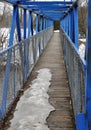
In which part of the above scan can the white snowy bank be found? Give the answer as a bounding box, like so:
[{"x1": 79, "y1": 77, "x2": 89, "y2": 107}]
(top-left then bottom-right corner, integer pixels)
[
  {"x1": 8, "y1": 68, "x2": 55, "y2": 130},
  {"x1": 79, "y1": 44, "x2": 85, "y2": 60}
]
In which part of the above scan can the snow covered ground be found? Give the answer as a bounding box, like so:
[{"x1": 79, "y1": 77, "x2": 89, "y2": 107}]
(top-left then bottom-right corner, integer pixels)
[
  {"x1": 79, "y1": 43, "x2": 85, "y2": 60},
  {"x1": 8, "y1": 68, "x2": 55, "y2": 130},
  {"x1": 79, "y1": 38, "x2": 86, "y2": 60},
  {"x1": 0, "y1": 28, "x2": 36, "y2": 50},
  {"x1": 79, "y1": 38, "x2": 86, "y2": 43}
]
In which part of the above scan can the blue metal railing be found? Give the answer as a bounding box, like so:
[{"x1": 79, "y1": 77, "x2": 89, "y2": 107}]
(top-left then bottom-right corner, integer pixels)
[
  {"x1": 60, "y1": 27, "x2": 86, "y2": 118},
  {"x1": 60, "y1": 0, "x2": 91, "y2": 130},
  {"x1": 1, "y1": 0, "x2": 91, "y2": 130},
  {"x1": 0, "y1": 27, "x2": 53, "y2": 119},
  {"x1": 0, "y1": 0, "x2": 54, "y2": 119}
]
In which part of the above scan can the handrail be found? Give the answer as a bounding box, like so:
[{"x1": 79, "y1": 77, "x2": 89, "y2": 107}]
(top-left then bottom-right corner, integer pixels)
[
  {"x1": 60, "y1": 27, "x2": 86, "y2": 118},
  {"x1": 0, "y1": 27, "x2": 53, "y2": 119}
]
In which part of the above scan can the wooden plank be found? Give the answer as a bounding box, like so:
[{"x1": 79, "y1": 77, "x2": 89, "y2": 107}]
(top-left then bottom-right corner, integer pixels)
[{"x1": 27, "y1": 32, "x2": 75, "y2": 130}]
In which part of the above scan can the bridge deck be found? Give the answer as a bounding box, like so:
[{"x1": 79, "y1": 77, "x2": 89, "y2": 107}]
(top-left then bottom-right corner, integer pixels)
[{"x1": 27, "y1": 31, "x2": 75, "y2": 130}]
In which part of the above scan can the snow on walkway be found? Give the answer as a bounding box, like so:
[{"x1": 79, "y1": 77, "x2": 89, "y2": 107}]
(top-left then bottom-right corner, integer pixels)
[{"x1": 8, "y1": 68, "x2": 55, "y2": 130}]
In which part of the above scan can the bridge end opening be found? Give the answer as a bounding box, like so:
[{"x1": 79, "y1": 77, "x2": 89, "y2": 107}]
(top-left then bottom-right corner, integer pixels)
[{"x1": 54, "y1": 21, "x2": 60, "y2": 30}]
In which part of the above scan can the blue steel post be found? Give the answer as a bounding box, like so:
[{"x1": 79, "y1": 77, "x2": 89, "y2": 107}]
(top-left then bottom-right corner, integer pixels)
[
  {"x1": 31, "y1": 12, "x2": 33, "y2": 36},
  {"x1": 68, "y1": 13, "x2": 70, "y2": 36},
  {"x1": 86, "y1": 0, "x2": 91, "y2": 129},
  {"x1": 43, "y1": 18, "x2": 45, "y2": 29},
  {"x1": 38, "y1": 15, "x2": 41, "y2": 55},
  {"x1": 64, "y1": 18, "x2": 66, "y2": 32},
  {"x1": 66, "y1": 17, "x2": 68, "y2": 34},
  {"x1": 46, "y1": 18, "x2": 47, "y2": 29},
  {"x1": 38, "y1": 15, "x2": 40, "y2": 32},
  {"x1": 47, "y1": 19, "x2": 49, "y2": 28},
  {"x1": 1, "y1": 6, "x2": 18, "y2": 118},
  {"x1": 45, "y1": 18, "x2": 46, "y2": 29},
  {"x1": 70, "y1": 10, "x2": 74, "y2": 42},
  {"x1": 8, "y1": 6, "x2": 17, "y2": 47},
  {"x1": 64, "y1": 17, "x2": 66, "y2": 33},
  {"x1": 47, "y1": 19, "x2": 48, "y2": 28},
  {"x1": 40, "y1": 16, "x2": 42, "y2": 31},
  {"x1": 69, "y1": 13, "x2": 71, "y2": 39},
  {"x1": 73, "y1": 6, "x2": 79, "y2": 48},
  {"x1": 42, "y1": 16, "x2": 44, "y2": 30},
  {"x1": 76, "y1": 113, "x2": 88, "y2": 130},
  {"x1": 28, "y1": 11, "x2": 32, "y2": 38},
  {"x1": 66, "y1": 16, "x2": 68, "y2": 35},
  {"x1": 65, "y1": 17, "x2": 66, "y2": 33},
  {"x1": 24, "y1": 9, "x2": 26, "y2": 39},
  {"x1": 16, "y1": 8, "x2": 21, "y2": 41},
  {"x1": 36, "y1": 14, "x2": 38, "y2": 34},
  {"x1": 67, "y1": 15, "x2": 69, "y2": 35}
]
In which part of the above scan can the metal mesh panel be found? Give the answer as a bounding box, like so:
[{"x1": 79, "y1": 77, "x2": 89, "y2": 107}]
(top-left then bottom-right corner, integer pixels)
[
  {"x1": 0, "y1": 53, "x2": 7, "y2": 107},
  {"x1": 0, "y1": 27, "x2": 53, "y2": 119},
  {"x1": 60, "y1": 28, "x2": 86, "y2": 118}
]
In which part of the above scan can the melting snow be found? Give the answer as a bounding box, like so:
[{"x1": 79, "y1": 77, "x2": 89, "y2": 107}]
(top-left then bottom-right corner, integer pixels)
[
  {"x1": 79, "y1": 38, "x2": 86, "y2": 43},
  {"x1": 54, "y1": 30, "x2": 60, "y2": 32},
  {"x1": 8, "y1": 68, "x2": 55, "y2": 130}
]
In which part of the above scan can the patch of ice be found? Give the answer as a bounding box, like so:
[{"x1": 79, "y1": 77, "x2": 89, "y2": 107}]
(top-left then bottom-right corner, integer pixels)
[{"x1": 8, "y1": 68, "x2": 55, "y2": 130}]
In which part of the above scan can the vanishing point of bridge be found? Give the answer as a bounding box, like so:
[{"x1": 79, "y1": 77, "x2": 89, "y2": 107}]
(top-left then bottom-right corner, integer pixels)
[{"x1": 0, "y1": 0, "x2": 91, "y2": 130}]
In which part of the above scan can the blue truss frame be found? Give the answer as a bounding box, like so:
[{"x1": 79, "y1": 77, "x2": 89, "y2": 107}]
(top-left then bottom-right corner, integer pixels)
[{"x1": 3, "y1": 2, "x2": 91, "y2": 130}]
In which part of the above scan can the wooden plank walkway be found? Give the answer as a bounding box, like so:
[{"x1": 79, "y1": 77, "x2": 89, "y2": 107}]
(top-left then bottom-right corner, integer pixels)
[{"x1": 27, "y1": 31, "x2": 75, "y2": 130}]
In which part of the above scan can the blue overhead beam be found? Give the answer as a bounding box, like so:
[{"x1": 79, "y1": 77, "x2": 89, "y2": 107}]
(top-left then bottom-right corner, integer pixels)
[
  {"x1": 41, "y1": 13, "x2": 65, "y2": 20},
  {"x1": 18, "y1": 1, "x2": 73, "y2": 6},
  {"x1": 3, "y1": 0, "x2": 73, "y2": 21},
  {"x1": 25, "y1": 5, "x2": 69, "y2": 11},
  {"x1": 43, "y1": 12, "x2": 64, "y2": 16}
]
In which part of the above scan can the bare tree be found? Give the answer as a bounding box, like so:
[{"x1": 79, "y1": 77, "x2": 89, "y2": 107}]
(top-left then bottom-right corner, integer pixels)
[
  {"x1": 0, "y1": 3, "x2": 12, "y2": 50},
  {"x1": 78, "y1": 6, "x2": 86, "y2": 37}
]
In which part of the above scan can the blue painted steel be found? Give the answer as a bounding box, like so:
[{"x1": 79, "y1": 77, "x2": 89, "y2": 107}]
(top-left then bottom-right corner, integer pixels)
[
  {"x1": 8, "y1": 6, "x2": 17, "y2": 47},
  {"x1": 28, "y1": 11, "x2": 32, "y2": 38},
  {"x1": 44, "y1": 18, "x2": 45, "y2": 29},
  {"x1": 66, "y1": 16, "x2": 69, "y2": 35},
  {"x1": 19, "y1": 1, "x2": 73, "y2": 6},
  {"x1": 24, "y1": 9, "x2": 26, "y2": 39},
  {"x1": 68, "y1": 14, "x2": 70, "y2": 36},
  {"x1": 0, "y1": 0, "x2": 81, "y2": 121},
  {"x1": 70, "y1": 10, "x2": 74, "y2": 42},
  {"x1": 26, "y1": 5, "x2": 69, "y2": 11},
  {"x1": 40, "y1": 16, "x2": 42, "y2": 31},
  {"x1": 73, "y1": 6, "x2": 78, "y2": 48},
  {"x1": 76, "y1": 114, "x2": 87, "y2": 130},
  {"x1": 69, "y1": 13, "x2": 71, "y2": 38},
  {"x1": 16, "y1": 8, "x2": 21, "y2": 41},
  {"x1": 42, "y1": 17, "x2": 44, "y2": 30},
  {"x1": 31, "y1": 12, "x2": 33, "y2": 36},
  {"x1": 86, "y1": 0, "x2": 91, "y2": 129},
  {"x1": 36, "y1": 14, "x2": 38, "y2": 34},
  {"x1": 45, "y1": 18, "x2": 47, "y2": 29}
]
